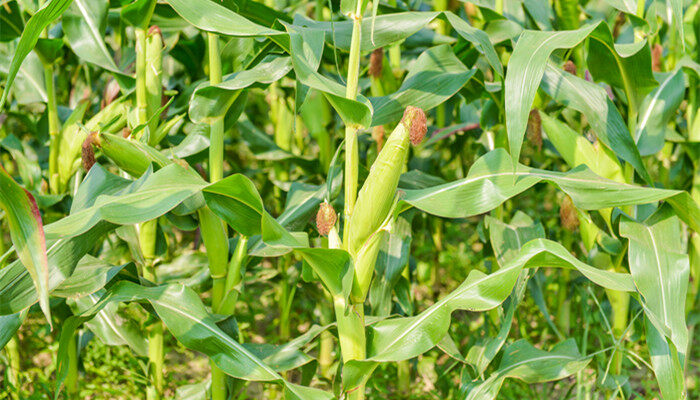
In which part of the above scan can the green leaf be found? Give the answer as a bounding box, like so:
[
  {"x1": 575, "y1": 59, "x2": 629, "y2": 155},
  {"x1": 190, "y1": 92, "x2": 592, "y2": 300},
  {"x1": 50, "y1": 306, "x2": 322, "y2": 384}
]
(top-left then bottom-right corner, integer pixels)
[
  {"x1": 645, "y1": 317, "x2": 686, "y2": 399},
  {"x1": 344, "y1": 239, "x2": 630, "y2": 391},
  {"x1": 285, "y1": 24, "x2": 373, "y2": 128},
  {"x1": 189, "y1": 57, "x2": 292, "y2": 123},
  {"x1": 0, "y1": 47, "x2": 47, "y2": 104},
  {"x1": 485, "y1": 212, "x2": 544, "y2": 267},
  {"x1": 464, "y1": 339, "x2": 591, "y2": 400},
  {"x1": 586, "y1": 27, "x2": 657, "y2": 111},
  {"x1": 203, "y1": 174, "x2": 265, "y2": 237},
  {"x1": 368, "y1": 213, "x2": 413, "y2": 316},
  {"x1": 52, "y1": 255, "x2": 129, "y2": 299},
  {"x1": 0, "y1": 0, "x2": 73, "y2": 110},
  {"x1": 163, "y1": 0, "x2": 283, "y2": 36},
  {"x1": 401, "y1": 149, "x2": 699, "y2": 231},
  {"x1": 0, "y1": 166, "x2": 51, "y2": 325},
  {"x1": 540, "y1": 63, "x2": 650, "y2": 183},
  {"x1": 0, "y1": 312, "x2": 25, "y2": 349},
  {"x1": 370, "y1": 45, "x2": 475, "y2": 127},
  {"x1": 363, "y1": 238, "x2": 633, "y2": 363},
  {"x1": 0, "y1": 221, "x2": 115, "y2": 316},
  {"x1": 293, "y1": 12, "x2": 502, "y2": 76},
  {"x1": 68, "y1": 290, "x2": 148, "y2": 356},
  {"x1": 63, "y1": 0, "x2": 128, "y2": 78},
  {"x1": 45, "y1": 164, "x2": 206, "y2": 240},
  {"x1": 540, "y1": 112, "x2": 625, "y2": 182},
  {"x1": 505, "y1": 22, "x2": 600, "y2": 167},
  {"x1": 294, "y1": 248, "x2": 353, "y2": 299},
  {"x1": 635, "y1": 69, "x2": 685, "y2": 155},
  {"x1": 620, "y1": 208, "x2": 689, "y2": 356},
  {"x1": 56, "y1": 282, "x2": 333, "y2": 400},
  {"x1": 120, "y1": 0, "x2": 156, "y2": 29}
]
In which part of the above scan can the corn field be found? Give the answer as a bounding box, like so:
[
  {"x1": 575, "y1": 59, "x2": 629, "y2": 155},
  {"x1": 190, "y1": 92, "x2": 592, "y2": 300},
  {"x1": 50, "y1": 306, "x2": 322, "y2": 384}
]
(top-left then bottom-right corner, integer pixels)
[{"x1": 0, "y1": 0, "x2": 699, "y2": 398}]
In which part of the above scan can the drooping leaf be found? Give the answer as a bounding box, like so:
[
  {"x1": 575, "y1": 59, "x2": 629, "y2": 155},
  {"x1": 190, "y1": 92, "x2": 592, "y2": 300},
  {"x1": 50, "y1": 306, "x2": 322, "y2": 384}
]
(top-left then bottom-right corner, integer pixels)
[
  {"x1": 401, "y1": 149, "x2": 699, "y2": 232},
  {"x1": 620, "y1": 208, "x2": 689, "y2": 356},
  {"x1": 635, "y1": 69, "x2": 685, "y2": 155},
  {"x1": 645, "y1": 317, "x2": 686, "y2": 400},
  {"x1": 52, "y1": 255, "x2": 129, "y2": 299},
  {"x1": 0, "y1": 166, "x2": 51, "y2": 325},
  {"x1": 68, "y1": 290, "x2": 148, "y2": 356},
  {"x1": 370, "y1": 45, "x2": 475, "y2": 127},
  {"x1": 189, "y1": 56, "x2": 292, "y2": 123},
  {"x1": 540, "y1": 63, "x2": 649, "y2": 182},
  {"x1": 45, "y1": 164, "x2": 207, "y2": 240},
  {"x1": 56, "y1": 282, "x2": 333, "y2": 400},
  {"x1": 464, "y1": 339, "x2": 591, "y2": 400},
  {"x1": 63, "y1": 0, "x2": 132, "y2": 85},
  {"x1": 505, "y1": 22, "x2": 600, "y2": 167},
  {"x1": 285, "y1": 24, "x2": 373, "y2": 128}
]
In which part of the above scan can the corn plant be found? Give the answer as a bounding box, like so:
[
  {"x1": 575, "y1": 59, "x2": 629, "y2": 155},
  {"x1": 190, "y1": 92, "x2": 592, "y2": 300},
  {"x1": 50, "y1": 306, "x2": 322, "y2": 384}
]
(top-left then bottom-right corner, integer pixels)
[{"x1": 0, "y1": 0, "x2": 699, "y2": 399}]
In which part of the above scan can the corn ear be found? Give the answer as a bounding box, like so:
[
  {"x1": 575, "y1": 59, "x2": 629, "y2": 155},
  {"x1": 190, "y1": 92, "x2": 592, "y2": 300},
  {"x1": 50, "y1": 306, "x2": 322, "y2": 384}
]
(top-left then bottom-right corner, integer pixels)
[
  {"x1": 145, "y1": 27, "x2": 163, "y2": 145},
  {"x1": 58, "y1": 97, "x2": 130, "y2": 187},
  {"x1": 346, "y1": 107, "x2": 425, "y2": 302},
  {"x1": 95, "y1": 132, "x2": 170, "y2": 177}
]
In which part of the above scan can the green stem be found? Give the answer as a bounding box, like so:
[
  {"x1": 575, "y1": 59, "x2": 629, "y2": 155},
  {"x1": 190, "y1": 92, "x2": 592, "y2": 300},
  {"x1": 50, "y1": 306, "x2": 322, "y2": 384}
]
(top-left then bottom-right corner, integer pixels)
[
  {"x1": 44, "y1": 61, "x2": 60, "y2": 194},
  {"x1": 205, "y1": 31, "x2": 229, "y2": 400},
  {"x1": 318, "y1": 291, "x2": 335, "y2": 379},
  {"x1": 135, "y1": 28, "x2": 148, "y2": 127},
  {"x1": 65, "y1": 333, "x2": 79, "y2": 398},
  {"x1": 208, "y1": 32, "x2": 224, "y2": 183},
  {"x1": 139, "y1": 219, "x2": 163, "y2": 400},
  {"x1": 6, "y1": 335, "x2": 20, "y2": 391},
  {"x1": 334, "y1": 297, "x2": 366, "y2": 400},
  {"x1": 137, "y1": 23, "x2": 164, "y2": 397}
]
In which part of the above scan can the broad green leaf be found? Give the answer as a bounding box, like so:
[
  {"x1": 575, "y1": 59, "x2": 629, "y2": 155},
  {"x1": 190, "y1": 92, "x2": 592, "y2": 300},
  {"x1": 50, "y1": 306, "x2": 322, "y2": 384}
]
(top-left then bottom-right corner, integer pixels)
[
  {"x1": 368, "y1": 213, "x2": 413, "y2": 316},
  {"x1": 285, "y1": 24, "x2": 373, "y2": 128},
  {"x1": 45, "y1": 164, "x2": 206, "y2": 240},
  {"x1": 56, "y1": 282, "x2": 333, "y2": 400},
  {"x1": 120, "y1": 0, "x2": 156, "y2": 29},
  {"x1": 540, "y1": 64, "x2": 650, "y2": 183},
  {"x1": 620, "y1": 209, "x2": 689, "y2": 355},
  {"x1": 540, "y1": 112, "x2": 625, "y2": 182},
  {"x1": 0, "y1": 0, "x2": 73, "y2": 110},
  {"x1": 505, "y1": 22, "x2": 600, "y2": 167},
  {"x1": 586, "y1": 27, "x2": 657, "y2": 111},
  {"x1": 69, "y1": 290, "x2": 148, "y2": 356},
  {"x1": 485, "y1": 212, "x2": 544, "y2": 267},
  {"x1": 0, "y1": 48, "x2": 47, "y2": 104},
  {"x1": 401, "y1": 149, "x2": 699, "y2": 232},
  {"x1": 635, "y1": 69, "x2": 685, "y2": 155},
  {"x1": 369, "y1": 45, "x2": 475, "y2": 127},
  {"x1": 203, "y1": 174, "x2": 265, "y2": 237},
  {"x1": 464, "y1": 339, "x2": 591, "y2": 400},
  {"x1": 63, "y1": 0, "x2": 129, "y2": 80},
  {"x1": 0, "y1": 166, "x2": 51, "y2": 325},
  {"x1": 0, "y1": 1, "x2": 24, "y2": 42},
  {"x1": 295, "y1": 248, "x2": 353, "y2": 300},
  {"x1": 0, "y1": 312, "x2": 25, "y2": 349},
  {"x1": 293, "y1": 12, "x2": 502, "y2": 76},
  {"x1": 189, "y1": 56, "x2": 292, "y2": 123},
  {"x1": 0, "y1": 221, "x2": 115, "y2": 316},
  {"x1": 0, "y1": 164, "x2": 129, "y2": 315},
  {"x1": 164, "y1": 0, "x2": 283, "y2": 37},
  {"x1": 343, "y1": 238, "x2": 631, "y2": 390},
  {"x1": 645, "y1": 317, "x2": 686, "y2": 400},
  {"x1": 365, "y1": 238, "x2": 634, "y2": 362},
  {"x1": 52, "y1": 255, "x2": 129, "y2": 298}
]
